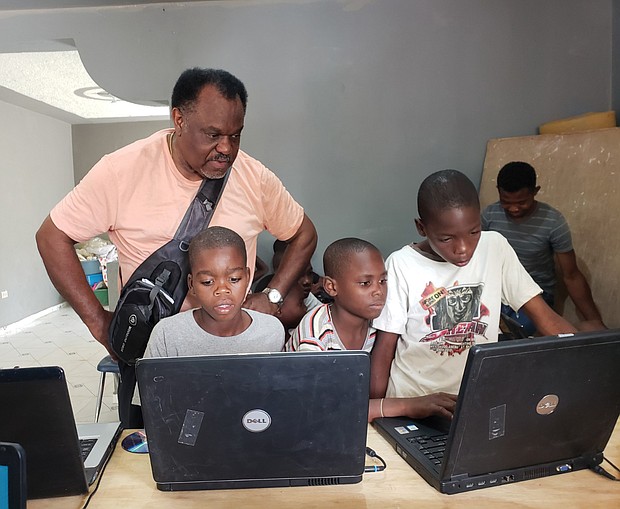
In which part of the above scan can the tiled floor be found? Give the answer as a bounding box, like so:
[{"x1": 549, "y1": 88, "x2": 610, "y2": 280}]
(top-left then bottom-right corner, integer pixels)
[{"x1": 0, "y1": 303, "x2": 119, "y2": 423}]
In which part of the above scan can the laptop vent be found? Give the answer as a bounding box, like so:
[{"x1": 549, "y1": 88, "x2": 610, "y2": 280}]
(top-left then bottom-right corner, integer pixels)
[
  {"x1": 307, "y1": 477, "x2": 339, "y2": 486},
  {"x1": 524, "y1": 467, "x2": 550, "y2": 480}
]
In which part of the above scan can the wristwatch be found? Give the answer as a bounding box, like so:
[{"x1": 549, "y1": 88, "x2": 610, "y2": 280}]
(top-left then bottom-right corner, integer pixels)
[{"x1": 262, "y1": 287, "x2": 284, "y2": 308}]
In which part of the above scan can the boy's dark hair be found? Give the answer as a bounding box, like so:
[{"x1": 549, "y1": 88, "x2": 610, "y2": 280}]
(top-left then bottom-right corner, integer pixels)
[
  {"x1": 497, "y1": 161, "x2": 537, "y2": 192},
  {"x1": 189, "y1": 226, "x2": 247, "y2": 270},
  {"x1": 323, "y1": 238, "x2": 381, "y2": 279},
  {"x1": 171, "y1": 68, "x2": 248, "y2": 113},
  {"x1": 417, "y1": 169, "x2": 479, "y2": 222}
]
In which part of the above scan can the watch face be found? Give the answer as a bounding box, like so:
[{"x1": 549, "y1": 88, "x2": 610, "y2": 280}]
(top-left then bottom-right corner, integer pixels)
[{"x1": 265, "y1": 288, "x2": 282, "y2": 304}]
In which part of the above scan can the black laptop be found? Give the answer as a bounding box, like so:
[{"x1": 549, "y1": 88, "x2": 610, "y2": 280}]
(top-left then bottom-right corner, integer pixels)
[
  {"x1": 0, "y1": 366, "x2": 122, "y2": 499},
  {"x1": 136, "y1": 351, "x2": 370, "y2": 491},
  {"x1": 374, "y1": 330, "x2": 620, "y2": 494}
]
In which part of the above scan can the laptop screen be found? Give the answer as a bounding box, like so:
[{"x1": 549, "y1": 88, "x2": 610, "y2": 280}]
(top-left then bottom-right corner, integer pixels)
[
  {"x1": 0, "y1": 367, "x2": 88, "y2": 499},
  {"x1": 444, "y1": 331, "x2": 620, "y2": 479},
  {"x1": 374, "y1": 329, "x2": 620, "y2": 494},
  {"x1": 137, "y1": 351, "x2": 370, "y2": 490}
]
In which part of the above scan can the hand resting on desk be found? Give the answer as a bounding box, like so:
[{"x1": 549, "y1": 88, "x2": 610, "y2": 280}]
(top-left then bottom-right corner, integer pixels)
[{"x1": 369, "y1": 393, "x2": 457, "y2": 422}]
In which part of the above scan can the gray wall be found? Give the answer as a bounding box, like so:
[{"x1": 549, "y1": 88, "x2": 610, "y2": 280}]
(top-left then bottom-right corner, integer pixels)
[
  {"x1": 72, "y1": 120, "x2": 171, "y2": 183},
  {"x1": 614, "y1": 0, "x2": 620, "y2": 114},
  {"x1": 0, "y1": 0, "x2": 614, "y2": 326},
  {"x1": 0, "y1": 99, "x2": 73, "y2": 327}
]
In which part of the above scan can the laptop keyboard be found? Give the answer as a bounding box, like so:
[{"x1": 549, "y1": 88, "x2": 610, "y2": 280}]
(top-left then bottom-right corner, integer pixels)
[
  {"x1": 407, "y1": 433, "x2": 448, "y2": 467},
  {"x1": 79, "y1": 438, "x2": 97, "y2": 461}
]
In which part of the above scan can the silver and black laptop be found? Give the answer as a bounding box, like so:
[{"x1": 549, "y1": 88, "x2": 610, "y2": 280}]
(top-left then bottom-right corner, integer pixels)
[
  {"x1": 374, "y1": 330, "x2": 620, "y2": 494},
  {"x1": 0, "y1": 366, "x2": 122, "y2": 499},
  {"x1": 136, "y1": 351, "x2": 370, "y2": 491}
]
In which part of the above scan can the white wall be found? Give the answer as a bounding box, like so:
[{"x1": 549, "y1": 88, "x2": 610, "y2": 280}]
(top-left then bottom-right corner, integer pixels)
[{"x1": 0, "y1": 99, "x2": 74, "y2": 327}]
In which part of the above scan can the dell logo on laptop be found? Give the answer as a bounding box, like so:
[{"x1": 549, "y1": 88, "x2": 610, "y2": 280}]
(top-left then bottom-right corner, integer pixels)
[
  {"x1": 242, "y1": 409, "x2": 271, "y2": 432},
  {"x1": 536, "y1": 394, "x2": 559, "y2": 415}
]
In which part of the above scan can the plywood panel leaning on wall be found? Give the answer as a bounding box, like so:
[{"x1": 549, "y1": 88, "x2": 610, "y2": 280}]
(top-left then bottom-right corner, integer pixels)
[{"x1": 479, "y1": 128, "x2": 620, "y2": 328}]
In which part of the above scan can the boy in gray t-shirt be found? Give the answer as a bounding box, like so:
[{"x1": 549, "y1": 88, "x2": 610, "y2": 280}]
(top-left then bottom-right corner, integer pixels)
[{"x1": 144, "y1": 226, "x2": 284, "y2": 358}]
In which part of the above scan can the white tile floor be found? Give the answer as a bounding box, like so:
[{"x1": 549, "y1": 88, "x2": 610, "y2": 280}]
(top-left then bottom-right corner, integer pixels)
[{"x1": 0, "y1": 303, "x2": 120, "y2": 423}]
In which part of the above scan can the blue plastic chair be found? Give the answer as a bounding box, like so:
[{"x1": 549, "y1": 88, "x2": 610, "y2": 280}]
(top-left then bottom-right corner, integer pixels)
[{"x1": 95, "y1": 355, "x2": 120, "y2": 422}]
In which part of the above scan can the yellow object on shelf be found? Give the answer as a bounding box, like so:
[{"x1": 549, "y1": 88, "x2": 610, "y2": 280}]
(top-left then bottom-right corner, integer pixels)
[{"x1": 538, "y1": 111, "x2": 616, "y2": 135}]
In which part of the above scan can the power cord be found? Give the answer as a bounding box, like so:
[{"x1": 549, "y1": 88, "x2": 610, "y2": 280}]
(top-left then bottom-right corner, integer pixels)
[
  {"x1": 604, "y1": 456, "x2": 619, "y2": 473},
  {"x1": 590, "y1": 456, "x2": 620, "y2": 481},
  {"x1": 81, "y1": 446, "x2": 115, "y2": 509},
  {"x1": 365, "y1": 446, "x2": 387, "y2": 473}
]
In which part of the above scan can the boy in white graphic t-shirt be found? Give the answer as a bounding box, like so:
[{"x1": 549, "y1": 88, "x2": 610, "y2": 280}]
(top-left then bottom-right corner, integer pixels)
[{"x1": 370, "y1": 170, "x2": 576, "y2": 403}]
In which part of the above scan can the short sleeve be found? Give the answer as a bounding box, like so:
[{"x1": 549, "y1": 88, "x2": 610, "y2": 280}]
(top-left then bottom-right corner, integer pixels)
[
  {"x1": 286, "y1": 306, "x2": 329, "y2": 352},
  {"x1": 499, "y1": 237, "x2": 543, "y2": 311},
  {"x1": 549, "y1": 211, "x2": 573, "y2": 253},
  {"x1": 50, "y1": 156, "x2": 119, "y2": 242},
  {"x1": 372, "y1": 252, "x2": 409, "y2": 335},
  {"x1": 287, "y1": 326, "x2": 324, "y2": 352},
  {"x1": 260, "y1": 167, "x2": 304, "y2": 241},
  {"x1": 480, "y1": 205, "x2": 491, "y2": 230}
]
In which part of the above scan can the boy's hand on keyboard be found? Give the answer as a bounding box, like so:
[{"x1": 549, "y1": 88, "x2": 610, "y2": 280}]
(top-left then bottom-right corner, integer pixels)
[{"x1": 403, "y1": 393, "x2": 457, "y2": 420}]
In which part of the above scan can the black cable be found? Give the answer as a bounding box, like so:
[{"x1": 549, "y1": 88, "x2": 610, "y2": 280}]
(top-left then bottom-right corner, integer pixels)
[
  {"x1": 604, "y1": 456, "x2": 620, "y2": 473},
  {"x1": 81, "y1": 447, "x2": 115, "y2": 509},
  {"x1": 590, "y1": 464, "x2": 620, "y2": 481},
  {"x1": 364, "y1": 446, "x2": 387, "y2": 473}
]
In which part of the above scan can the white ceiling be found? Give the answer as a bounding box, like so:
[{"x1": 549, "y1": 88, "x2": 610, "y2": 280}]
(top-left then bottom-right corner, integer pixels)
[
  {"x1": 0, "y1": 49, "x2": 170, "y2": 123},
  {"x1": 0, "y1": 1, "x2": 207, "y2": 123}
]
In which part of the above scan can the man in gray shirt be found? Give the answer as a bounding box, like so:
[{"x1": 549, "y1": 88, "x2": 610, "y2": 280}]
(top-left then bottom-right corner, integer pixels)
[{"x1": 481, "y1": 161, "x2": 605, "y2": 335}]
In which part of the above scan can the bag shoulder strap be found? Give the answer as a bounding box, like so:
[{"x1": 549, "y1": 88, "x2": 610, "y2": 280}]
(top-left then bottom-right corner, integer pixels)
[
  {"x1": 174, "y1": 169, "x2": 231, "y2": 244},
  {"x1": 123, "y1": 169, "x2": 230, "y2": 289}
]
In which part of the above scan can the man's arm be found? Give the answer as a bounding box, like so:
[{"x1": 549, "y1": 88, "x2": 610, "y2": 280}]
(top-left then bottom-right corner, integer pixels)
[
  {"x1": 245, "y1": 214, "x2": 317, "y2": 314},
  {"x1": 276, "y1": 284, "x2": 308, "y2": 331},
  {"x1": 253, "y1": 256, "x2": 269, "y2": 284},
  {"x1": 35, "y1": 216, "x2": 115, "y2": 355},
  {"x1": 370, "y1": 331, "x2": 399, "y2": 398},
  {"x1": 520, "y1": 294, "x2": 577, "y2": 336},
  {"x1": 555, "y1": 250, "x2": 606, "y2": 329}
]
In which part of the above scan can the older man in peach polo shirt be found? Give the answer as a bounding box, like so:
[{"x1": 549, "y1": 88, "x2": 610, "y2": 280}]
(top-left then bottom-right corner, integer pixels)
[{"x1": 36, "y1": 68, "x2": 317, "y2": 427}]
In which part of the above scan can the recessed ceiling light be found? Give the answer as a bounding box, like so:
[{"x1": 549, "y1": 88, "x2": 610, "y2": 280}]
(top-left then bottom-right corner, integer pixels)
[{"x1": 0, "y1": 49, "x2": 169, "y2": 120}]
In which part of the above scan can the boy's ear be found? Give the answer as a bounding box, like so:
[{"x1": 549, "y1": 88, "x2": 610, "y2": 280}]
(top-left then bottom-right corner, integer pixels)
[
  {"x1": 187, "y1": 273, "x2": 195, "y2": 295},
  {"x1": 322, "y1": 276, "x2": 338, "y2": 297},
  {"x1": 415, "y1": 218, "x2": 427, "y2": 238},
  {"x1": 533, "y1": 185, "x2": 541, "y2": 196}
]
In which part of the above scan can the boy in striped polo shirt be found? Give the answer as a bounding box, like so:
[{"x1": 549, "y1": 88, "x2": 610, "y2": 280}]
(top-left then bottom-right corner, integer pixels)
[{"x1": 287, "y1": 238, "x2": 457, "y2": 422}]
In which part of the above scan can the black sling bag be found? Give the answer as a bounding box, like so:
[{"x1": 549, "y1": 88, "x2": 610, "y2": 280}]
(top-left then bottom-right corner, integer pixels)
[{"x1": 108, "y1": 172, "x2": 229, "y2": 364}]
